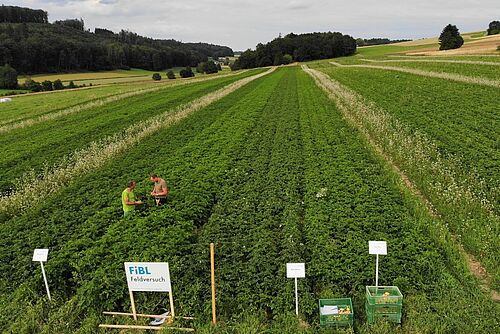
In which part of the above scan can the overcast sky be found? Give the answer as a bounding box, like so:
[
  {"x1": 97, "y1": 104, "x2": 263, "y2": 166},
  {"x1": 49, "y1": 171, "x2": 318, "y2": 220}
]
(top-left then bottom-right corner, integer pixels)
[{"x1": 7, "y1": 1, "x2": 500, "y2": 50}]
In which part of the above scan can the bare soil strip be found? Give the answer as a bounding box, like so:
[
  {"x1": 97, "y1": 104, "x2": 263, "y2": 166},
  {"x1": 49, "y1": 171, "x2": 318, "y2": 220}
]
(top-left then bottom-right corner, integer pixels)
[
  {"x1": 0, "y1": 68, "x2": 274, "y2": 217},
  {"x1": 0, "y1": 71, "x2": 248, "y2": 134},
  {"x1": 360, "y1": 58, "x2": 500, "y2": 66},
  {"x1": 329, "y1": 62, "x2": 500, "y2": 88},
  {"x1": 302, "y1": 64, "x2": 499, "y2": 301}
]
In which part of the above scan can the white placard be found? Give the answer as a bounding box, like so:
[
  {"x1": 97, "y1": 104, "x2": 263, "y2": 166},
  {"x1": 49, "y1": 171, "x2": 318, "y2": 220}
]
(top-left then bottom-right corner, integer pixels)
[
  {"x1": 124, "y1": 262, "x2": 171, "y2": 292},
  {"x1": 286, "y1": 263, "x2": 305, "y2": 278},
  {"x1": 32, "y1": 249, "x2": 49, "y2": 262},
  {"x1": 369, "y1": 241, "x2": 387, "y2": 255}
]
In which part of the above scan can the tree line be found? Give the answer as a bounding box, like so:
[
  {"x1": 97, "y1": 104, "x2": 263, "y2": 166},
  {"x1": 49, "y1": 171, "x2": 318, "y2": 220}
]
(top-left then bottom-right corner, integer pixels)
[
  {"x1": 0, "y1": 5, "x2": 47, "y2": 23},
  {"x1": 356, "y1": 38, "x2": 410, "y2": 47},
  {"x1": 231, "y1": 32, "x2": 356, "y2": 70},
  {"x1": 0, "y1": 6, "x2": 233, "y2": 74}
]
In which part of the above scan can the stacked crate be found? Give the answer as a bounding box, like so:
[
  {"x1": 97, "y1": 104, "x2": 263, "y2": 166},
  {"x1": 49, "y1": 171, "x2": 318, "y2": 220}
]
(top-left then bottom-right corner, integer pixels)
[{"x1": 365, "y1": 286, "x2": 403, "y2": 323}]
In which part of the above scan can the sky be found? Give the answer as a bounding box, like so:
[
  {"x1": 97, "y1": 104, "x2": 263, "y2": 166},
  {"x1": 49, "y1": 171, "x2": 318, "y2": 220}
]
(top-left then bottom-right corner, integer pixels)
[{"x1": 7, "y1": 0, "x2": 500, "y2": 50}]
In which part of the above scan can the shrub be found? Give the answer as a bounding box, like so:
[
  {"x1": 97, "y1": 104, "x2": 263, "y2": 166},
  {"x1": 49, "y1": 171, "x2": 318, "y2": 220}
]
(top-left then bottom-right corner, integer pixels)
[
  {"x1": 41, "y1": 80, "x2": 53, "y2": 91},
  {"x1": 166, "y1": 70, "x2": 176, "y2": 79},
  {"x1": 439, "y1": 24, "x2": 464, "y2": 50},
  {"x1": 53, "y1": 79, "x2": 64, "y2": 90},
  {"x1": 67, "y1": 81, "x2": 76, "y2": 89},
  {"x1": 0, "y1": 64, "x2": 18, "y2": 89},
  {"x1": 152, "y1": 73, "x2": 162, "y2": 81},
  {"x1": 282, "y1": 54, "x2": 293, "y2": 65},
  {"x1": 179, "y1": 67, "x2": 195, "y2": 78}
]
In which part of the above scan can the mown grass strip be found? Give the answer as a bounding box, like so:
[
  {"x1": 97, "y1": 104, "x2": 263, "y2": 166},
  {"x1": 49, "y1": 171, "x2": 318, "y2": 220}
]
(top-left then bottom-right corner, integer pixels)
[
  {"x1": 302, "y1": 64, "x2": 500, "y2": 291},
  {"x1": 0, "y1": 71, "x2": 248, "y2": 134},
  {"x1": 330, "y1": 61, "x2": 500, "y2": 88},
  {"x1": 360, "y1": 58, "x2": 500, "y2": 66},
  {"x1": 0, "y1": 68, "x2": 274, "y2": 219}
]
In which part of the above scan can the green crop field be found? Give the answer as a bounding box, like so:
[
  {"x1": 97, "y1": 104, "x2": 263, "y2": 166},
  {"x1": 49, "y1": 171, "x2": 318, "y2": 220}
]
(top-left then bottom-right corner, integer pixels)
[{"x1": 0, "y1": 41, "x2": 499, "y2": 334}]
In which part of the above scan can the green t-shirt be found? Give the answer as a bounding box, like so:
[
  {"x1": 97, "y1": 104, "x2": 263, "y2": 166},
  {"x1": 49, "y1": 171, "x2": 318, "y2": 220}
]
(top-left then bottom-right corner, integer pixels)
[{"x1": 122, "y1": 188, "x2": 136, "y2": 213}]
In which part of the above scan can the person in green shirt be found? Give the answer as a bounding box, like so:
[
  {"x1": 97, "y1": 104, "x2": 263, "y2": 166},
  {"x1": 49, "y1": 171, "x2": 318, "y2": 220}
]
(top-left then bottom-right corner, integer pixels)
[{"x1": 122, "y1": 180, "x2": 143, "y2": 217}]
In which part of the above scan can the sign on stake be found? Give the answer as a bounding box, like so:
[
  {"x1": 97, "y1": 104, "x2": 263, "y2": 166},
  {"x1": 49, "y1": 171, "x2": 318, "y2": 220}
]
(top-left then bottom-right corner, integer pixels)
[
  {"x1": 368, "y1": 241, "x2": 387, "y2": 288},
  {"x1": 286, "y1": 263, "x2": 305, "y2": 316},
  {"x1": 99, "y1": 262, "x2": 194, "y2": 331},
  {"x1": 32, "y1": 249, "x2": 51, "y2": 300}
]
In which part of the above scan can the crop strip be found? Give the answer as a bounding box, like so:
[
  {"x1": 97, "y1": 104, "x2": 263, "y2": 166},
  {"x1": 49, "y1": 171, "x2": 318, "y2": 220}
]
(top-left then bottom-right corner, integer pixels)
[
  {"x1": 0, "y1": 71, "x2": 248, "y2": 134},
  {"x1": 302, "y1": 64, "x2": 500, "y2": 297},
  {"x1": 0, "y1": 68, "x2": 274, "y2": 218},
  {"x1": 330, "y1": 61, "x2": 500, "y2": 88},
  {"x1": 360, "y1": 58, "x2": 500, "y2": 66}
]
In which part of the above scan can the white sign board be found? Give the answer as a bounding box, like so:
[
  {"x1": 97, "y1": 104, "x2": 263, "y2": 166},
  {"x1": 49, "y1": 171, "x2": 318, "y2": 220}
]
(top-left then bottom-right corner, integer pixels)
[
  {"x1": 369, "y1": 241, "x2": 387, "y2": 255},
  {"x1": 286, "y1": 263, "x2": 305, "y2": 278},
  {"x1": 32, "y1": 249, "x2": 49, "y2": 262},
  {"x1": 124, "y1": 262, "x2": 172, "y2": 292}
]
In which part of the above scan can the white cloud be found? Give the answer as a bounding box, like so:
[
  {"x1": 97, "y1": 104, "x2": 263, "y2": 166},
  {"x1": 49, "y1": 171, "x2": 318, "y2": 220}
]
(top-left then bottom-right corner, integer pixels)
[{"x1": 7, "y1": 0, "x2": 500, "y2": 50}]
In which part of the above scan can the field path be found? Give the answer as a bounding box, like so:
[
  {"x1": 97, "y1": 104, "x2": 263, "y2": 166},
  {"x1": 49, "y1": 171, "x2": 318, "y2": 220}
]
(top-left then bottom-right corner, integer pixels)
[
  {"x1": 330, "y1": 61, "x2": 500, "y2": 88},
  {"x1": 0, "y1": 71, "x2": 248, "y2": 134},
  {"x1": 303, "y1": 64, "x2": 500, "y2": 301},
  {"x1": 0, "y1": 68, "x2": 274, "y2": 218},
  {"x1": 360, "y1": 58, "x2": 500, "y2": 66}
]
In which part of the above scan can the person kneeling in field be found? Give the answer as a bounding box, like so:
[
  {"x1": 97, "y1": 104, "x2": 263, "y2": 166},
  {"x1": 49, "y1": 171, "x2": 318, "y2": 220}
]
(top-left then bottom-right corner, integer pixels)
[
  {"x1": 122, "y1": 180, "x2": 143, "y2": 217},
  {"x1": 150, "y1": 174, "x2": 169, "y2": 206}
]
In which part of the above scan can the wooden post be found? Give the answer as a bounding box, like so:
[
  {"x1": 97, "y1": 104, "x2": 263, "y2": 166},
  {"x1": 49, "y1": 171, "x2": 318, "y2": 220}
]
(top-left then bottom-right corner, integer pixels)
[
  {"x1": 169, "y1": 291, "x2": 175, "y2": 319},
  {"x1": 210, "y1": 242, "x2": 216, "y2": 324},
  {"x1": 129, "y1": 290, "x2": 137, "y2": 321}
]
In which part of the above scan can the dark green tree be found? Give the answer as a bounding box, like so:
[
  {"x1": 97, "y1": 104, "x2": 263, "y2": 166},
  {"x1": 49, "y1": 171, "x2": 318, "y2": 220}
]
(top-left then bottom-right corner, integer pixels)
[
  {"x1": 439, "y1": 24, "x2": 464, "y2": 50},
  {"x1": 0, "y1": 64, "x2": 18, "y2": 89},
  {"x1": 166, "y1": 70, "x2": 176, "y2": 79},
  {"x1": 67, "y1": 81, "x2": 77, "y2": 89},
  {"x1": 53, "y1": 79, "x2": 64, "y2": 90},
  {"x1": 203, "y1": 60, "x2": 218, "y2": 74},
  {"x1": 179, "y1": 66, "x2": 194, "y2": 78},
  {"x1": 487, "y1": 21, "x2": 500, "y2": 35},
  {"x1": 41, "y1": 80, "x2": 53, "y2": 91},
  {"x1": 152, "y1": 73, "x2": 162, "y2": 81}
]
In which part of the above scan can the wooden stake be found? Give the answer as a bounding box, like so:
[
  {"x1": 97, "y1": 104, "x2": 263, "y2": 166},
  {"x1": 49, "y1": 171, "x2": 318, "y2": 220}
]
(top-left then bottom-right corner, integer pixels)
[
  {"x1": 98, "y1": 324, "x2": 194, "y2": 332},
  {"x1": 169, "y1": 291, "x2": 175, "y2": 319},
  {"x1": 102, "y1": 311, "x2": 194, "y2": 320},
  {"x1": 129, "y1": 290, "x2": 137, "y2": 321},
  {"x1": 210, "y1": 242, "x2": 216, "y2": 324}
]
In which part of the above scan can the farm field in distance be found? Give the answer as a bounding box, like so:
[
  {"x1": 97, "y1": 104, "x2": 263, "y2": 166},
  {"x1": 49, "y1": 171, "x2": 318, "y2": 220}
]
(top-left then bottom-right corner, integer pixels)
[{"x1": 0, "y1": 32, "x2": 499, "y2": 334}]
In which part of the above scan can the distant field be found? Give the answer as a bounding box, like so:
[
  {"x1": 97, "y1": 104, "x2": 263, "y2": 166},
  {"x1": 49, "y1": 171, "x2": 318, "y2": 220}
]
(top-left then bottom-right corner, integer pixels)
[{"x1": 18, "y1": 67, "x2": 227, "y2": 86}]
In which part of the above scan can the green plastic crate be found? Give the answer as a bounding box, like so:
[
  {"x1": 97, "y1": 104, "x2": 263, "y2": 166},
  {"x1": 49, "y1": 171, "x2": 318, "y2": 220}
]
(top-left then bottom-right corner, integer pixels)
[
  {"x1": 365, "y1": 302, "x2": 402, "y2": 315},
  {"x1": 366, "y1": 309, "x2": 402, "y2": 324},
  {"x1": 319, "y1": 298, "x2": 353, "y2": 327},
  {"x1": 366, "y1": 286, "x2": 403, "y2": 305}
]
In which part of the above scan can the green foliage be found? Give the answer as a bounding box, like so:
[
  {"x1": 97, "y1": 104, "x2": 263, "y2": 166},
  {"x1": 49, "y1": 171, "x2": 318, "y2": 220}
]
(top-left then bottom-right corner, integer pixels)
[
  {"x1": 166, "y1": 70, "x2": 176, "y2": 79},
  {"x1": 41, "y1": 80, "x2": 53, "y2": 91},
  {"x1": 53, "y1": 79, "x2": 64, "y2": 90},
  {"x1": 152, "y1": 72, "x2": 162, "y2": 81},
  {"x1": 0, "y1": 7, "x2": 233, "y2": 74},
  {"x1": 54, "y1": 18, "x2": 84, "y2": 31},
  {"x1": 439, "y1": 24, "x2": 464, "y2": 50},
  {"x1": 67, "y1": 80, "x2": 76, "y2": 89},
  {"x1": 0, "y1": 5, "x2": 47, "y2": 23},
  {"x1": 232, "y1": 32, "x2": 356, "y2": 70},
  {"x1": 487, "y1": 20, "x2": 500, "y2": 35},
  {"x1": 180, "y1": 66, "x2": 195, "y2": 78},
  {"x1": 0, "y1": 64, "x2": 17, "y2": 89}
]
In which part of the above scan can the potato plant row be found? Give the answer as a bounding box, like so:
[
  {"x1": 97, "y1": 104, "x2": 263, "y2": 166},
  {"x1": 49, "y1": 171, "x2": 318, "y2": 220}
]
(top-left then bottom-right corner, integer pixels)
[
  {"x1": 0, "y1": 70, "x2": 261, "y2": 193},
  {"x1": 0, "y1": 68, "x2": 285, "y2": 332},
  {"x1": 312, "y1": 62, "x2": 500, "y2": 289}
]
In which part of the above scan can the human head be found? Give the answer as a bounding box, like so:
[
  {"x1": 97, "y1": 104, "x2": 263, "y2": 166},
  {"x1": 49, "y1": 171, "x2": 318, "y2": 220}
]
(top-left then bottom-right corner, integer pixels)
[
  {"x1": 127, "y1": 180, "x2": 136, "y2": 189},
  {"x1": 150, "y1": 174, "x2": 159, "y2": 182}
]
